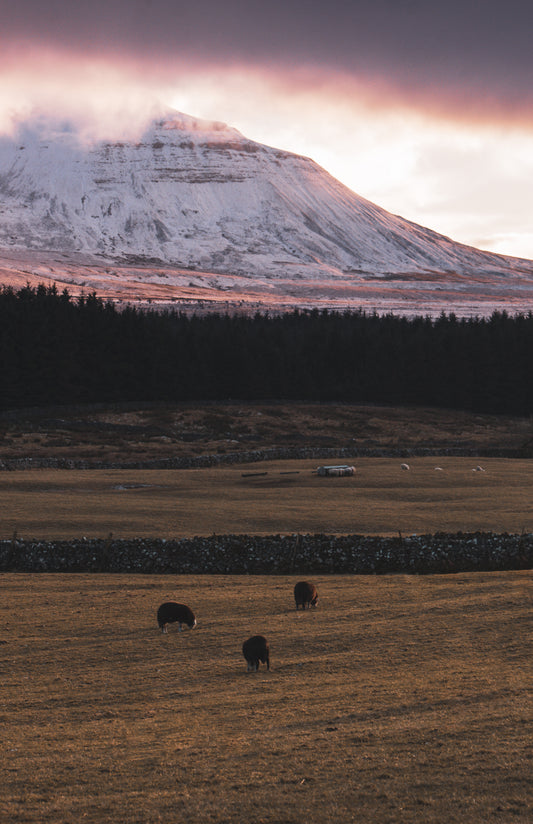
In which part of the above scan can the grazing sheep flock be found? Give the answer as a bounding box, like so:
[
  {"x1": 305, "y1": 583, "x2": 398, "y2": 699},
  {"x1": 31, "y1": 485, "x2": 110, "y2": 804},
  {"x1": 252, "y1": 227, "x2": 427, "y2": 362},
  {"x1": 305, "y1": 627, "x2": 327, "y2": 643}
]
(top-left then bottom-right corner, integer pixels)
[{"x1": 157, "y1": 581, "x2": 318, "y2": 671}]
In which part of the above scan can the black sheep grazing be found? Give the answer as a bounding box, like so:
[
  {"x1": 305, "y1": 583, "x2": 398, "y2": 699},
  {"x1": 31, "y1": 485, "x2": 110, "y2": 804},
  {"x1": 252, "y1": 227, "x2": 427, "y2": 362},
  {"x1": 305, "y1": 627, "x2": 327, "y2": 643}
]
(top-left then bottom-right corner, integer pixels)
[
  {"x1": 242, "y1": 635, "x2": 270, "y2": 672},
  {"x1": 157, "y1": 602, "x2": 197, "y2": 633},
  {"x1": 294, "y1": 581, "x2": 319, "y2": 610}
]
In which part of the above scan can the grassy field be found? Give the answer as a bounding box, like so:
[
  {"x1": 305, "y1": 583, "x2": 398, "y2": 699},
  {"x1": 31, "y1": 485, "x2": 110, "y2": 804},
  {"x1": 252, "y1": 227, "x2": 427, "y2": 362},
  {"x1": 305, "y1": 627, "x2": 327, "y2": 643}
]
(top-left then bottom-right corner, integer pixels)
[
  {"x1": 2, "y1": 456, "x2": 533, "y2": 539},
  {"x1": 1, "y1": 403, "x2": 531, "y2": 822},
  {"x1": 2, "y1": 402, "x2": 533, "y2": 465},
  {"x1": 1, "y1": 571, "x2": 531, "y2": 823}
]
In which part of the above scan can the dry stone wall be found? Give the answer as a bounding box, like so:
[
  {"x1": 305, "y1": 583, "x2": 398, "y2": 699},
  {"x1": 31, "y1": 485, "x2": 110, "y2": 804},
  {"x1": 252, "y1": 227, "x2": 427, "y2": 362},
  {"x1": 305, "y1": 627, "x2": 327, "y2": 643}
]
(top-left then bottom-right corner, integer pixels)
[
  {"x1": 1, "y1": 532, "x2": 531, "y2": 574},
  {"x1": 0, "y1": 445, "x2": 528, "y2": 472}
]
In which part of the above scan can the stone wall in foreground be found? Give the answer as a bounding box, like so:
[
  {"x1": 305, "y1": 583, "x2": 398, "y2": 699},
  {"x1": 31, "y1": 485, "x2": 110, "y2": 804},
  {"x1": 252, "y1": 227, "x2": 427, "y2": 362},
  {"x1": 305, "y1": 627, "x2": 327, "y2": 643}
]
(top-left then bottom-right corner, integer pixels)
[{"x1": 1, "y1": 532, "x2": 531, "y2": 575}]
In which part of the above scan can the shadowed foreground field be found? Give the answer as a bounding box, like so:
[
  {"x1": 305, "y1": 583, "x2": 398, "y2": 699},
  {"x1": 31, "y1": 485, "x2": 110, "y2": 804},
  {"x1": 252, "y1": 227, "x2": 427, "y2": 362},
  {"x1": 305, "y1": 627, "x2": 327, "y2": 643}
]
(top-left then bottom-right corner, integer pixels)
[
  {"x1": 2, "y1": 457, "x2": 533, "y2": 539},
  {"x1": 1, "y1": 572, "x2": 531, "y2": 823}
]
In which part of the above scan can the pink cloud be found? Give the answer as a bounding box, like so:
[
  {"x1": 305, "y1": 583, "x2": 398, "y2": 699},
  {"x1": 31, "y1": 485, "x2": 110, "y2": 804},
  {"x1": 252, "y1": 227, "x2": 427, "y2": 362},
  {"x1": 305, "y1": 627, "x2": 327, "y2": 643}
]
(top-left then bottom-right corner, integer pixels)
[{"x1": 1, "y1": 41, "x2": 533, "y2": 260}]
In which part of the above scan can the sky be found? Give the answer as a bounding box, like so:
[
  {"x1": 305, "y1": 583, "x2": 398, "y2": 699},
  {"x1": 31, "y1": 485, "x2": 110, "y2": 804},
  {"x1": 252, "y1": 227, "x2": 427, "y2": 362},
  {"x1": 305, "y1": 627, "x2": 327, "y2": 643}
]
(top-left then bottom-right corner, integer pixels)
[{"x1": 1, "y1": 0, "x2": 533, "y2": 258}]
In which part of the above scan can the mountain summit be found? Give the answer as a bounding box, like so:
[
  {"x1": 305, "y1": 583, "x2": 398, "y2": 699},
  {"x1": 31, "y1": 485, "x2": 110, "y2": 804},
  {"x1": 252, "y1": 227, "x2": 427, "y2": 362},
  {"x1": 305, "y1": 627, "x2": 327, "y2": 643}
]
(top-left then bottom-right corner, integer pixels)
[{"x1": 0, "y1": 110, "x2": 532, "y2": 286}]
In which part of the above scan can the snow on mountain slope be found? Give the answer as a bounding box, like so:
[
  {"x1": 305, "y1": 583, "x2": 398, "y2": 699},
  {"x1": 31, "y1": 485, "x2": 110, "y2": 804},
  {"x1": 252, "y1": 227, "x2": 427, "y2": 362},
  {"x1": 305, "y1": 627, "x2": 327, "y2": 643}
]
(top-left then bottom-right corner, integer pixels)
[{"x1": 0, "y1": 109, "x2": 532, "y2": 282}]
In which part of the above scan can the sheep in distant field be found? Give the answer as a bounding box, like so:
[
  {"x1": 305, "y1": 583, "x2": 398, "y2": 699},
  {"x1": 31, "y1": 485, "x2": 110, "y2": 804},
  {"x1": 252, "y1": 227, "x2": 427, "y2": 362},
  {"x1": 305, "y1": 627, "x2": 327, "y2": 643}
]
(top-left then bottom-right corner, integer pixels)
[
  {"x1": 242, "y1": 635, "x2": 270, "y2": 672},
  {"x1": 473, "y1": 465, "x2": 486, "y2": 472},
  {"x1": 294, "y1": 581, "x2": 319, "y2": 610},
  {"x1": 400, "y1": 463, "x2": 410, "y2": 471},
  {"x1": 434, "y1": 466, "x2": 443, "y2": 471},
  {"x1": 157, "y1": 602, "x2": 197, "y2": 633}
]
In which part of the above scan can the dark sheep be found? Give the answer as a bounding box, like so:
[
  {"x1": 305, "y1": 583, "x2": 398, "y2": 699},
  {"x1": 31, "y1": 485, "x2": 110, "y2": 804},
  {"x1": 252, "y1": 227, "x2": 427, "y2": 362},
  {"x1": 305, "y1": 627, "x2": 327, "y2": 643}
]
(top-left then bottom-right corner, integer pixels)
[
  {"x1": 242, "y1": 635, "x2": 270, "y2": 672},
  {"x1": 294, "y1": 580, "x2": 319, "y2": 609},
  {"x1": 157, "y1": 601, "x2": 197, "y2": 633}
]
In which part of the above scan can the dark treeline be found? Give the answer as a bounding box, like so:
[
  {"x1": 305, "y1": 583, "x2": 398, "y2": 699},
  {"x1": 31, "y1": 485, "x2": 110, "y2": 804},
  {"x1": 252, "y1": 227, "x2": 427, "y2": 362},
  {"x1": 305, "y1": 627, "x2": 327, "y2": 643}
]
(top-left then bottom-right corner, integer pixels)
[{"x1": 1, "y1": 284, "x2": 533, "y2": 414}]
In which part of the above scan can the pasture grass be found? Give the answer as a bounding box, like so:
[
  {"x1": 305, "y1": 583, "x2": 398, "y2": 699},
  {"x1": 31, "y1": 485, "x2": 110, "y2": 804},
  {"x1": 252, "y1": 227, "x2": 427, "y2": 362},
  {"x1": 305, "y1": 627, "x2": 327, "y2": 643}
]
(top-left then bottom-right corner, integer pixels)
[
  {"x1": 0, "y1": 571, "x2": 531, "y2": 823},
  {"x1": 2, "y1": 402, "x2": 531, "y2": 465},
  {"x1": 2, "y1": 457, "x2": 533, "y2": 539}
]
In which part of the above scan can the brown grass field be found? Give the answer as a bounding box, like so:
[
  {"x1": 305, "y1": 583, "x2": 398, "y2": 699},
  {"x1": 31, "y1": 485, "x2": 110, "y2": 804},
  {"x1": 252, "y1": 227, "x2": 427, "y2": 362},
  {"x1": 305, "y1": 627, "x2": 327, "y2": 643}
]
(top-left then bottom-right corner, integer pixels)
[
  {"x1": 2, "y1": 456, "x2": 533, "y2": 539},
  {"x1": 3, "y1": 402, "x2": 533, "y2": 539},
  {"x1": 1, "y1": 571, "x2": 531, "y2": 824},
  {"x1": 2, "y1": 402, "x2": 533, "y2": 465},
  {"x1": 1, "y1": 404, "x2": 532, "y2": 822}
]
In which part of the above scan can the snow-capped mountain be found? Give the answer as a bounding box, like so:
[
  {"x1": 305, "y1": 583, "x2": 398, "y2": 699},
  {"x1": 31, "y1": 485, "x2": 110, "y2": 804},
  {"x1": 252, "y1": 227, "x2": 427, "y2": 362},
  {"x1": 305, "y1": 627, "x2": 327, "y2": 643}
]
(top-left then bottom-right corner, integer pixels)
[{"x1": 1, "y1": 110, "x2": 533, "y2": 284}]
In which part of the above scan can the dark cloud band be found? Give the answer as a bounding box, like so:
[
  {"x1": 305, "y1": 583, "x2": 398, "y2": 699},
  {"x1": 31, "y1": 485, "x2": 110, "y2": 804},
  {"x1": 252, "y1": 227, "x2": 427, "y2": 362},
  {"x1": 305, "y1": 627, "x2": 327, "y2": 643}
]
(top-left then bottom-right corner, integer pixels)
[{"x1": 2, "y1": 1, "x2": 533, "y2": 115}]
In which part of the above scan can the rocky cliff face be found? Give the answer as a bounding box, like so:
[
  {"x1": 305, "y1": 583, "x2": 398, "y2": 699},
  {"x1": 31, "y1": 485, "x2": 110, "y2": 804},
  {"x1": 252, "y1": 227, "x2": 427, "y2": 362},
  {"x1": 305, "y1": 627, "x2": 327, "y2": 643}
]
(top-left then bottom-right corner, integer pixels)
[{"x1": 1, "y1": 110, "x2": 533, "y2": 284}]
